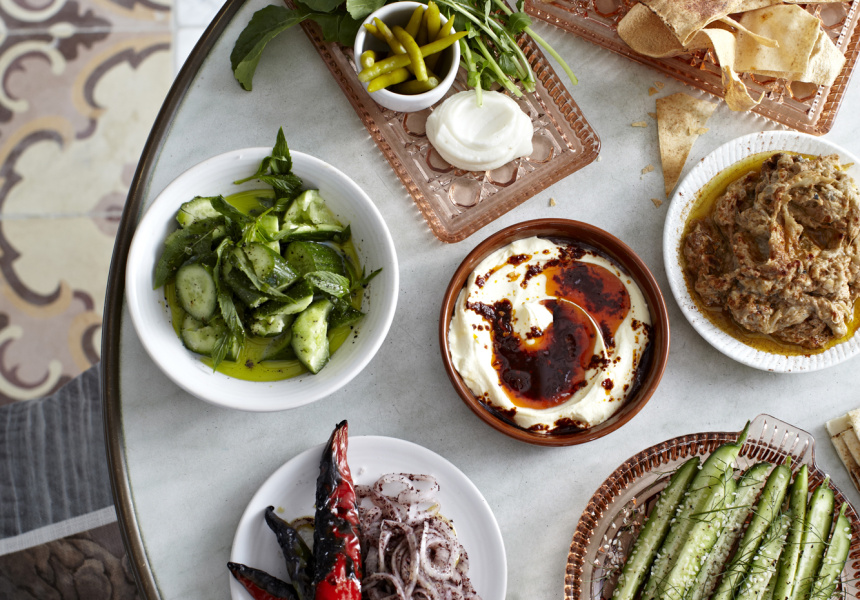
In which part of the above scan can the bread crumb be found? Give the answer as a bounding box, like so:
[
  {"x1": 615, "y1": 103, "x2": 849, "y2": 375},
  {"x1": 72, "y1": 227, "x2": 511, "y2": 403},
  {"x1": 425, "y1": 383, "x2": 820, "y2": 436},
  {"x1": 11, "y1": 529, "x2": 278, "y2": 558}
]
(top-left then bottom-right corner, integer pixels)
[
  {"x1": 549, "y1": 197, "x2": 556, "y2": 207},
  {"x1": 632, "y1": 121, "x2": 648, "y2": 127},
  {"x1": 642, "y1": 164, "x2": 654, "y2": 174},
  {"x1": 597, "y1": 155, "x2": 602, "y2": 162},
  {"x1": 648, "y1": 87, "x2": 658, "y2": 96},
  {"x1": 648, "y1": 112, "x2": 657, "y2": 120},
  {"x1": 655, "y1": 81, "x2": 664, "y2": 89},
  {"x1": 695, "y1": 127, "x2": 709, "y2": 135},
  {"x1": 651, "y1": 198, "x2": 663, "y2": 208}
]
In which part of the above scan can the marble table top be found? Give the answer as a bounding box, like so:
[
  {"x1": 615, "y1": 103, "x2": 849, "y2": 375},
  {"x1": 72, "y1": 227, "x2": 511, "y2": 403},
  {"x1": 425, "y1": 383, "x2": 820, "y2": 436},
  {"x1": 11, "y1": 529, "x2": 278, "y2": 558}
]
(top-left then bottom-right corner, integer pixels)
[{"x1": 108, "y1": 1, "x2": 860, "y2": 597}]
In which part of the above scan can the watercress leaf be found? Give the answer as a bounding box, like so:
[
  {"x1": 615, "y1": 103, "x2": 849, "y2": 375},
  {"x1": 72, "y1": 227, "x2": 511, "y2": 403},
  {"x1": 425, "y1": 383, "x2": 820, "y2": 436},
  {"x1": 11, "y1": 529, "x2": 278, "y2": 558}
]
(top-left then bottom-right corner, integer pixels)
[
  {"x1": 345, "y1": 0, "x2": 386, "y2": 20},
  {"x1": 231, "y1": 5, "x2": 310, "y2": 91},
  {"x1": 506, "y1": 11, "x2": 531, "y2": 34},
  {"x1": 308, "y1": 12, "x2": 362, "y2": 45},
  {"x1": 300, "y1": 0, "x2": 342, "y2": 12},
  {"x1": 498, "y1": 52, "x2": 518, "y2": 77}
]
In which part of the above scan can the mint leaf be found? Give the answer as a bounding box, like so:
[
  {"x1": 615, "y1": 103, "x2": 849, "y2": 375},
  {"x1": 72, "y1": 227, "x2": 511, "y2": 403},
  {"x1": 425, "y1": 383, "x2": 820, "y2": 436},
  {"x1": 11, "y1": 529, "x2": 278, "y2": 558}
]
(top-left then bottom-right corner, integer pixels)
[
  {"x1": 345, "y1": 0, "x2": 386, "y2": 20},
  {"x1": 230, "y1": 5, "x2": 309, "y2": 91},
  {"x1": 305, "y1": 271, "x2": 351, "y2": 298}
]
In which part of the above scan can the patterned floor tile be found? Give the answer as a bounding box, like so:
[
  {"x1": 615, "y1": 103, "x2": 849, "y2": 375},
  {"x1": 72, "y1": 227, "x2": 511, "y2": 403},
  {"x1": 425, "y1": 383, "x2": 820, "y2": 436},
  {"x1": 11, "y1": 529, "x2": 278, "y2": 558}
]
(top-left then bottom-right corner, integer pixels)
[
  {"x1": 0, "y1": 29, "x2": 172, "y2": 403},
  {"x1": 0, "y1": 522, "x2": 140, "y2": 600}
]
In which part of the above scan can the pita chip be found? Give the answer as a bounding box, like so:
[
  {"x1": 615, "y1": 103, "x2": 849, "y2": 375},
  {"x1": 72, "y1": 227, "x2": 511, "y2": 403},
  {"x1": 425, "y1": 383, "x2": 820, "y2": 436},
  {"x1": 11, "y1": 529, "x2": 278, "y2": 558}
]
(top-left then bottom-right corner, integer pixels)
[
  {"x1": 755, "y1": 28, "x2": 846, "y2": 85},
  {"x1": 827, "y1": 413, "x2": 860, "y2": 492},
  {"x1": 656, "y1": 93, "x2": 717, "y2": 197},
  {"x1": 618, "y1": 3, "x2": 685, "y2": 58},
  {"x1": 734, "y1": 5, "x2": 820, "y2": 74},
  {"x1": 640, "y1": 0, "x2": 745, "y2": 44},
  {"x1": 690, "y1": 27, "x2": 765, "y2": 111}
]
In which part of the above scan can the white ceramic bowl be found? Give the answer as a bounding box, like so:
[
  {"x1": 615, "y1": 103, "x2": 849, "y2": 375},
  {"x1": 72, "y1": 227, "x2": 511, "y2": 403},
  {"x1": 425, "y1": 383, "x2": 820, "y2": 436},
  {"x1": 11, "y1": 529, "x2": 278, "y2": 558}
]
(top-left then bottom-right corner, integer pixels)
[
  {"x1": 664, "y1": 130, "x2": 860, "y2": 373},
  {"x1": 125, "y1": 148, "x2": 399, "y2": 410},
  {"x1": 354, "y1": 1, "x2": 459, "y2": 113}
]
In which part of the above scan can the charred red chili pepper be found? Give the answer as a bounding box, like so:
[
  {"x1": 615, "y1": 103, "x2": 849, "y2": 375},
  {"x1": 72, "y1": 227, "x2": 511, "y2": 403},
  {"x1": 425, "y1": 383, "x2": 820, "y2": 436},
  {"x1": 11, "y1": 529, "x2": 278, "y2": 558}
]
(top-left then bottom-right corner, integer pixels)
[
  {"x1": 313, "y1": 420, "x2": 362, "y2": 600},
  {"x1": 227, "y1": 561, "x2": 298, "y2": 600},
  {"x1": 265, "y1": 506, "x2": 315, "y2": 600}
]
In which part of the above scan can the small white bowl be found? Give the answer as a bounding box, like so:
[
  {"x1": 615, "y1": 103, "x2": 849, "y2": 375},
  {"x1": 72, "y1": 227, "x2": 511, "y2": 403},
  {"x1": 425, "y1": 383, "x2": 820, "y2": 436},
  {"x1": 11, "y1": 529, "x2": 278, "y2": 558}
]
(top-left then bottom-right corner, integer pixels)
[
  {"x1": 125, "y1": 148, "x2": 399, "y2": 411},
  {"x1": 663, "y1": 130, "x2": 860, "y2": 373},
  {"x1": 354, "y1": 0, "x2": 460, "y2": 113}
]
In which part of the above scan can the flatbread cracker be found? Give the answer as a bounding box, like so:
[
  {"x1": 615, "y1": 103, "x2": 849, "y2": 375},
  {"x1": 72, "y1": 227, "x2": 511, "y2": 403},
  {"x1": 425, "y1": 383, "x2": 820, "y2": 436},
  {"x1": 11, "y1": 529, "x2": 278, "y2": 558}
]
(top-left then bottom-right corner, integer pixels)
[
  {"x1": 827, "y1": 414, "x2": 851, "y2": 436},
  {"x1": 640, "y1": 0, "x2": 744, "y2": 44},
  {"x1": 755, "y1": 29, "x2": 846, "y2": 85},
  {"x1": 735, "y1": 5, "x2": 820, "y2": 75},
  {"x1": 618, "y1": 3, "x2": 685, "y2": 58},
  {"x1": 656, "y1": 93, "x2": 717, "y2": 197},
  {"x1": 831, "y1": 432, "x2": 860, "y2": 492}
]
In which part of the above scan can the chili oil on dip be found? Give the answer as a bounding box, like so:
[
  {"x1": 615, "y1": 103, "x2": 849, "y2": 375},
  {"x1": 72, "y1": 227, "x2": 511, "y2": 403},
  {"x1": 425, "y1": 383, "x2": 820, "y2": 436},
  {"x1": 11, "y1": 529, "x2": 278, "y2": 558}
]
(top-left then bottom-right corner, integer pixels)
[{"x1": 447, "y1": 236, "x2": 653, "y2": 433}]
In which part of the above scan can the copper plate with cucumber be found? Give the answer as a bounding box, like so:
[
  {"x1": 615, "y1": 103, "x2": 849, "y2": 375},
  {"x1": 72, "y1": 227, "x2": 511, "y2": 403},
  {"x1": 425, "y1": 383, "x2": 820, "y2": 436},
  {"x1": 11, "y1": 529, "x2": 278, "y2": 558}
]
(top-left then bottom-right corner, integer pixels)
[{"x1": 566, "y1": 414, "x2": 860, "y2": 600}]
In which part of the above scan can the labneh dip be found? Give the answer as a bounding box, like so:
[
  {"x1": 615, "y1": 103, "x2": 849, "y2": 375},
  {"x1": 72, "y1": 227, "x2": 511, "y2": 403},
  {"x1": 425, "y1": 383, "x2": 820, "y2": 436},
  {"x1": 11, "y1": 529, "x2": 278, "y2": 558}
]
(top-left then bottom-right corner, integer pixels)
[{"x1": 448, "y1": 237, "x2": 652, "y2": 432}]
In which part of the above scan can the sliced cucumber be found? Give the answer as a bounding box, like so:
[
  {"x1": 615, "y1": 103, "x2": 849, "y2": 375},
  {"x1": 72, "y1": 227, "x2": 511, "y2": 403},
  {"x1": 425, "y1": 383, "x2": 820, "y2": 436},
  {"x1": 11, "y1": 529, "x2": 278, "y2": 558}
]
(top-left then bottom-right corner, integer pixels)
[
  {"x1": 789, "y1": 480, "x2": 835, "y2": 600},
  {"x1": 250, "y1": 312, "x2": 295, "y2": 338},
  {"x1": 282, "y1": 189, "x2": 341, "y2": 227},
  {"x1": 690, "y1": 462, "x2": 772, "y2": 600},
  {"x1": 611, "y1": 457, "x2": 700, "y2": 600},
  {"x1": 260, "y1": 330, "x2": 296, "y2": 361},
  {"x1": 153, "y1": 218, "x2": 225, "y2": 289},
  {"x1": 180, "y1": 314, "x2": 239, "y2": 360},
  {"x1": 241, "y1": 243, "x2": 298, "y2": 291},
  {"x1": 329, "y1": 298, "x2": 364, "y2": 329},
  {"x1": 713, "y1": 462, "x2": 792, "y2": 600},
  {"x1": 291, "y1": 299, "x2": 333, "y2": 374},
  {"x1": 257, "y1": 213, "x2": 280, "y2": 253},
  {"x1": 278, "y1": 223, "x2": 345, "y2": 243},
  {"x1": 255, "y1": 281, "x2": 316, "y2": 318},
  {"x1": 175, "y1": 263, "x2": 217, "y2": 322},
  {"x1": 176, "y1": 196, "x2": 221, "y2": 228},
  {"x1": 285, "y1": 241, "x2": 345, "y2": 277},
  {"x1": 223, "y1": 266, "x2": 269, "y2": 308}
]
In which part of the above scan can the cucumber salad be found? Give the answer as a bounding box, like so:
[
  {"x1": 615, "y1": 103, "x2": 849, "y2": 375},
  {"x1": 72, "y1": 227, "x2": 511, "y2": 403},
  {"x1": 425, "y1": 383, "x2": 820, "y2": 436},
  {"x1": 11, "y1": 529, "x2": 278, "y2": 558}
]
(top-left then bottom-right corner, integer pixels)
[{"x1": 153, "y1": 129, "x2": 380, "y2": 379}]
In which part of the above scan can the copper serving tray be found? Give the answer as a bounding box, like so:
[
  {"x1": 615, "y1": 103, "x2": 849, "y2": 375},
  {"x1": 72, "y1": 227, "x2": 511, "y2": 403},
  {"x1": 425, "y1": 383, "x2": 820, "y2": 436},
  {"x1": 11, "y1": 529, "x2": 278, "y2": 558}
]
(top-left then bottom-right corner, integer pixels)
[
  {"x1": 566, "y1": 414, "x2": 860, "y2": 599},
  {"x1": 525, "y1": 0, "x2": 860, "y2": 135},
  {"x1": 298, "y1": 20, "x2": 600, "y2": 243}
]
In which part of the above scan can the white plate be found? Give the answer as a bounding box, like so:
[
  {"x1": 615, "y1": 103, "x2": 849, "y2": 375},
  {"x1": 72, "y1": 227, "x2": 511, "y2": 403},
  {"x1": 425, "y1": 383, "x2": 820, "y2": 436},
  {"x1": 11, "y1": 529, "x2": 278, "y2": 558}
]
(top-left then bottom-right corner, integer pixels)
[
  {"x1": 663, "y1": 130, "x2": 860, "y2": 372},
  {"x1": 229, "y1": 435, "x2": 507, "y2": 600},
  {"x1": 125, "y1": 148, "x2": 398, "y2": 410}
]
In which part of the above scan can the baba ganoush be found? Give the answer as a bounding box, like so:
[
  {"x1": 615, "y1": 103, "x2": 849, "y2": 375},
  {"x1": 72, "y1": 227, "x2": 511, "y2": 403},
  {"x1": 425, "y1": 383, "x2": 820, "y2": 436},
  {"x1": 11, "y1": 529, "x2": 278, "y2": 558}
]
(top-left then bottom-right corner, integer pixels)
[{"x1": 448, "y1": 237, "x2": 652, "y2": 432}]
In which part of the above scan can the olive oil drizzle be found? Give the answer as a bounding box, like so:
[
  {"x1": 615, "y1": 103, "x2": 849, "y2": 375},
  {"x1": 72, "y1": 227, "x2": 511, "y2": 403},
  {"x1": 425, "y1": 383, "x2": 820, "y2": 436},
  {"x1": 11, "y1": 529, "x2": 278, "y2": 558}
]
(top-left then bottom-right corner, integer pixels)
[{"x1": 680, "y1": 151, "x2": 860, "y2": 356}]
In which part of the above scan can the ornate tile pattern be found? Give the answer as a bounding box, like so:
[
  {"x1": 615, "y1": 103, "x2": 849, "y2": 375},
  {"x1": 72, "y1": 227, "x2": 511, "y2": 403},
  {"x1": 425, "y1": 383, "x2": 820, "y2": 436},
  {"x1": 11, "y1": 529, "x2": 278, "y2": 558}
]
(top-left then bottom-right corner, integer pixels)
[
  {"x1": 1, "y1": 0, "x2": 175, "y2": 595},
  {"x1": 0, "y1": 0, "x2": 171, "y2": 405}
]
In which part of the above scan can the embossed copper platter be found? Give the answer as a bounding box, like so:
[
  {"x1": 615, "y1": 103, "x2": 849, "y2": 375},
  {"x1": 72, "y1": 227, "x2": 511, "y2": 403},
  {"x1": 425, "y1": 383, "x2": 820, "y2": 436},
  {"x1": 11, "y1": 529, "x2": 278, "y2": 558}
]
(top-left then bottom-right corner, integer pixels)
[
  {"x1": 297, "y1": 19, "x2": 600, "y2": 243},
  {"x1": 566, "y1": 414, "x2": 860, "y2": 599},
  {"x1": 525, "y1": 0, "x2": 860, "y2": 135}
]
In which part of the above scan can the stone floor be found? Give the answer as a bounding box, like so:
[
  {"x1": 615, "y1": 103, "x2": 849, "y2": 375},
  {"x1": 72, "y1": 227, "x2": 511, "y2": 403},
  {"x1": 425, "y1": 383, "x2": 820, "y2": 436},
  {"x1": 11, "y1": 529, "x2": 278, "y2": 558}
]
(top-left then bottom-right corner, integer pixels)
[{"x1": 0, "y1": 0, "x2": 220, "y2": 595}]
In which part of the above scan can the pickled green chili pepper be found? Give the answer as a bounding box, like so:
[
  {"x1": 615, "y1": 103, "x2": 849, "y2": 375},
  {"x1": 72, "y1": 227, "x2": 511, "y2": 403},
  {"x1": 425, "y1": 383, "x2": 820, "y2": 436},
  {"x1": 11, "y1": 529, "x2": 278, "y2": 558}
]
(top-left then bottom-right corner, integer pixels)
[
  {"x1": 405, "y1": 4, "x2": 424, "y2": 39},
  {"x1": 357, "y1": 31, "x2": 467, "y2": 82},
  {"x1": 393, "y1": 26, "x2": 427, "y2": 82},
  {"x1": 366, "y1": 67, "x2": 410, "y2": 92},
  {"x1": 359, "y1": 50, "x2": 376, "y2": 70}
]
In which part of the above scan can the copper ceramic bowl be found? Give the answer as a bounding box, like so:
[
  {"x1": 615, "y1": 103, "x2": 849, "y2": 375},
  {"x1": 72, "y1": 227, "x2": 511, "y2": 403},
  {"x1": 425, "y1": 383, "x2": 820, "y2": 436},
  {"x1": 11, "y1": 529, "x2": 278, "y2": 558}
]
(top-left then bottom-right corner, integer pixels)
[{"x1": 439, "y1": 219, "x2": 670, "y2": 446}]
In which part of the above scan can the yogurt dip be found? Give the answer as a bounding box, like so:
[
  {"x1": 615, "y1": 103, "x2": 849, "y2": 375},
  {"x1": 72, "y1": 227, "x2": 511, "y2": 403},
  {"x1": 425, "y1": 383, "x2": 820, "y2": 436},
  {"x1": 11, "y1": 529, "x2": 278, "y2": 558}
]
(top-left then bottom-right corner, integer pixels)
[
  {"x1": 426, "y1": 90, "x2": 533, "y2": 171},
  {"x1": 448, "y1": 237, "x2": 652, "y2": 432}
]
